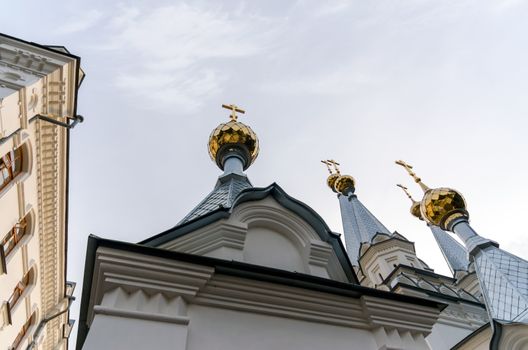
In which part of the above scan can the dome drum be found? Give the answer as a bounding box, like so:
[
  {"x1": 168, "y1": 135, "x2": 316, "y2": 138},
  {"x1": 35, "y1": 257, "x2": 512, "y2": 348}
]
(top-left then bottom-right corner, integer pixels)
[{"x1": 216, "y1": 144, "x2": 252, "y2": 171}]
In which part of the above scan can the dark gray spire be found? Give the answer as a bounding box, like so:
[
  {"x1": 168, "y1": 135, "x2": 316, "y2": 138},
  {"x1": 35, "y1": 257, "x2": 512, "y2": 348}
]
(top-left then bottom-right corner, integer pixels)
[
  {"x1": 429, "y1": 225, "x2": 469, "y2": 275},
  {"x1": 339, "y1": 193, "x2": 391, "y2": 264}
]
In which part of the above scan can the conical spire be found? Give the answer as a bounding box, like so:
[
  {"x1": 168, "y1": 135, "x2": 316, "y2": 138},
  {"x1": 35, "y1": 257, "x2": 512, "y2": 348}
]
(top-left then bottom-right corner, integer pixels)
[
  {"x1": 396, "y1": 184, "x2": 469, "y2": 275},
  {"x1": 429, "y1": 225, "x2": 469, "y2": 275},
  {"x1": 179, "y1": 105, "x2": 258, "y2": 224},
  {"x1": 396, "y1": 160, "x2": 528, "y2": 325},
  {"x1": 323, "y1": 161, "x2": 391, "y2": 264}
]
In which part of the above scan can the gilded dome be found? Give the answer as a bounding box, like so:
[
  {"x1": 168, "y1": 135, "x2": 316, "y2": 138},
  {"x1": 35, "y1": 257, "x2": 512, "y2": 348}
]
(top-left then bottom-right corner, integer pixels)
[
  {"x1": 334, "y1": 175, "x2": 356, "y2": 195},
  {"x1": 410, "y1": 201, "x2": 422, "y2": 220},
  {"x1": 327, "y1": 173, "x2": 340, "y2": 193},
  {"x1": 208, "y1": 120, "x2": 259, "y2": 169},
  {"x1": 420, "y1": 187, "x2": 468, "y2": 230}
]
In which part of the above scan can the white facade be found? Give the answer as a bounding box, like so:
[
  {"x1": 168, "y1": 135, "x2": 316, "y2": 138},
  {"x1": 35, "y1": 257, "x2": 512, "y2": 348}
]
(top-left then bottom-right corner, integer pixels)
[
  {"x1": 77, "y1": 187, "x2": 487, "y2": 349},
  {"x1": 80, "y1": 244, "x2": 441, "y2": 350}
]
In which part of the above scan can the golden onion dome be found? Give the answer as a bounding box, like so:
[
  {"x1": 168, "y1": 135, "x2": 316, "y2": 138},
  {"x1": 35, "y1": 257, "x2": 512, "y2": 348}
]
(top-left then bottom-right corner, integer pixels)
[
  {"x1": 410, "y1": 201, "x2": 423, "y2": 220},
  {"x1": 326, "y1": 173, "x2": 340, "y2": 193},
  {"x1": 420, "y1": 187, "x2": 468, "y2": 230},
  {"x1": 334, "y1": 175, "x2": 356, "y2": 195},
  {"x1": 208, "y1": 105, "x2": 259, "y2": 170}
]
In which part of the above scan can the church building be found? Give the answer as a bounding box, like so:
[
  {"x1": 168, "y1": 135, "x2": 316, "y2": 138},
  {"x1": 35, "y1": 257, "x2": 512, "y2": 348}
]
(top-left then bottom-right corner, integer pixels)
[{"x1": 76, "y1": 105, "x2": 528, "y2": 349}]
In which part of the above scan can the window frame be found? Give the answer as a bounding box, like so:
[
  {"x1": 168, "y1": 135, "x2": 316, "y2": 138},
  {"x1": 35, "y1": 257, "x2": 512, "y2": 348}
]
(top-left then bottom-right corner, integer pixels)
[
  {"x1": 10, "y1": 310, "x2": 36, "y2": 350},
  {"x1": 1, "y1": 212, "x2": 33, "y2": 274},
  {"x1": 1, "y1": 217, "x2": 28, "y2": 258},
  {"x1": 0, "y1": 147, "x2": 23, "y2": 192}
]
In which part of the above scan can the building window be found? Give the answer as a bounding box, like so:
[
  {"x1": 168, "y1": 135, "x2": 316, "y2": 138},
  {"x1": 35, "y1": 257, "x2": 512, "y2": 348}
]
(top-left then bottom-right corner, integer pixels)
[
  {"x1": 8, "y1": 269, "x2": 32, "y2": 313},
  {"x1": 1, "y1": 217, "x2": 28, "y2": 258},
  {"x1": 10, "y1": 311, "x2": 36, "y2": 350},
  {"x1": 1, "y1": 267, "x2": 35, "y2": 328},
  {"x1": 0, "y1": 147, "x2": 23, "y2": 191}
]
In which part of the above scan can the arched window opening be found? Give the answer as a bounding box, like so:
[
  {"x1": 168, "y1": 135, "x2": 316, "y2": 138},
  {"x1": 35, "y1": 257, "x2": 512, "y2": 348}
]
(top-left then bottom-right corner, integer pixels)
[
  {"x1": 8, "y1": 267, "x2": 35, "y2": 314},
  {"x1": 1, "y1": 212, "x2": 33, "y2": 274},
  {"x1": 1, "y1": 216, "x2": 28, "y2": 258},
  {"x1": 10, "y1": 310, "x2": 36, "y2": 349},
  {"x1": 0, "y1": 146, "x2": 24, "y2": 191}
]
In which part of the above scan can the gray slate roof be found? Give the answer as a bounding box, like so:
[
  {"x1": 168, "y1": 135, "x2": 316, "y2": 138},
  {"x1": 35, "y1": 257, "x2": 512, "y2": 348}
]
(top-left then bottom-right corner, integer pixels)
[
  {"x1": 178, "y1": 173, "x2": 252, "y2": 224},
  {"x1": 339, "y1": 193, "x2": 391, "y2": 264},
  {"x1": 429, "y1": 225, "x2": 469, "y2": 275},
  {"x1": 474, "y1": 246, "x2": 528, "y2": 322}
]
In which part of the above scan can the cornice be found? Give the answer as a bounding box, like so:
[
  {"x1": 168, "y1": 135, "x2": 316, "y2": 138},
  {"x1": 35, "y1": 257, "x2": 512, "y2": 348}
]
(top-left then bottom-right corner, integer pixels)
[
  {"x1": 33, "y1": 67, "x2": 71, "y2": 349},
  {"x1": 0, "y1": 34, "x2": 77, "y2": 76},
  {"x1": 77, "y1": 239, "x2": 448, "y2": 348}
]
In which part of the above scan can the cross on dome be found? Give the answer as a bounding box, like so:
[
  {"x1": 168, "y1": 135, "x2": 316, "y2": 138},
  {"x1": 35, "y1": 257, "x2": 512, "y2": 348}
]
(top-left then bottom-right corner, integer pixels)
[
  {"x1": 395, "y1": 160, "x2": 430, "y2": 192},
  {"x1": 222, "y1": 103, "x2": 245, "y2": 121},
  {"x1": 321, "y1": 159, "x2": 341, "y2": 175}
]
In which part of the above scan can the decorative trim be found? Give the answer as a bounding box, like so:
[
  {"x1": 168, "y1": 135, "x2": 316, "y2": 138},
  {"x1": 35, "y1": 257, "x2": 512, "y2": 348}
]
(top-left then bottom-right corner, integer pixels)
[
  {"x1": 308, "y1": 239, "x2": 333, "y2": 267},
  {"x1": 89, "y1": 245, "x2": 443, "y2": 335},
  {"x1": 361, "y1": 295, "x2": 441, "y2": 333},
  {"x1": 87, "y1": 247, "x2": 214, "y2": 325},
  {"x1": 161, "y1": 221, "x2": 247, "y2": 255},
  {"x1": 93, "y1": 306, "x2": 190, "y2": 325}
]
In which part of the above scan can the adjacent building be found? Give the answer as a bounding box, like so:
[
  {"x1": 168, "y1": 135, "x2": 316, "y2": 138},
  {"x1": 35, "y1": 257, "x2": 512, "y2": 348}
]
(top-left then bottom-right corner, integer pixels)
[{"x1": 0, "y1": 34, "x2": 82, "y2": 350}]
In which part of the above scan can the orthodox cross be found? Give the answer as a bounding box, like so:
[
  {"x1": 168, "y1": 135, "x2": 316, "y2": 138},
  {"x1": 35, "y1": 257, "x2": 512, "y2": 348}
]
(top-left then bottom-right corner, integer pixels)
[
  {"x1": 321, "y1": 159, "x2": 341, "y2": 175},
  {"x1": 222, "y1": 104, "x2": 245, "y2": 121},
  {"x1": 395, "y1": 160, "x2": 429, "y2": 192}
]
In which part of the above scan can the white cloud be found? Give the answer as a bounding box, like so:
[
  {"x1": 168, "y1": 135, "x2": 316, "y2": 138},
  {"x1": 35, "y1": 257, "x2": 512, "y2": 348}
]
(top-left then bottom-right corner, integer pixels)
[
  {"x1": 311, "y1": 0, "x2": 350, "y2": 17},
  {"x1": 105, "y1": 3, "x2": 277, "y2": 113},
  {"x1": 54, "y1": 9, "x2": 103, "y2": 35},
  {"x1": 260, "y1": 69, "x2": 380, "y2": 96},
  {"x1": 115, "y1": 68, "x2": 223, "y2": 113}
]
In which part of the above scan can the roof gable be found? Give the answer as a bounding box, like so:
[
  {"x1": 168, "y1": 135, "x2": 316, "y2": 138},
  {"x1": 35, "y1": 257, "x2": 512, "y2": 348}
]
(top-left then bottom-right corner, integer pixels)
[{"x1": 141, "y1": 183, "x2": 358, "y2": 284}]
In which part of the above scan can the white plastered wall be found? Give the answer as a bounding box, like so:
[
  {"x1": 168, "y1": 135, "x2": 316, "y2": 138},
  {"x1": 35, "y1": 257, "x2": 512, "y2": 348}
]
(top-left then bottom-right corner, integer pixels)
[{"x1": 161, "y1": 196, "x2": 348, "y2": 282}]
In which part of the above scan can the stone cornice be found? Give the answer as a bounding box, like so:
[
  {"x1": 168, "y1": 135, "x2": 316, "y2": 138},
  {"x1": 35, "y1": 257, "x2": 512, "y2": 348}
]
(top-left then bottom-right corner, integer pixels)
[
  {"x1": 80, "y1": 242, "x2": 446, "y2": 349},
  {"x1": 0, "y1": 35, "x2": 77, "y2": 76},
  {"x1": 87, "y1": 247, "x2": 215, "y2": 324},
  {"x1": 161, "y1": 221, "x2": 247, "y2": 254},
  {"x1": 32, "y1": 60, "x2": 74, "y2": 349}
]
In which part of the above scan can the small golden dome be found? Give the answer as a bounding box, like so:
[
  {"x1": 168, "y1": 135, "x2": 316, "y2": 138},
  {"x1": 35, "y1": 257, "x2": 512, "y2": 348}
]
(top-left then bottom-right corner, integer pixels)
[
  {"x1": 334, "y1": 175, "x2": 356, "y2": 195},
  {"x1": 420, "y1": 187, "x2": 468, "y2": 230},
  {"x1": 327, "y1": 173, "x2": 340, "y2": 192},
  {"x1": 410, "y1": 201, "x2": 422, "y2": 220},
  {"x1": 208, "y1": 119, "x2": 259, "y2": 169}
]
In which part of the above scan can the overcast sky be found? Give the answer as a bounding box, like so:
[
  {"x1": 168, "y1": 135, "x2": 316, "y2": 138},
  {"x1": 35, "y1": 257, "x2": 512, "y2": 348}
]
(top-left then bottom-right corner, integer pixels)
[{"x1": 3, "y1": 0, "x2": 528, "y2": 345}]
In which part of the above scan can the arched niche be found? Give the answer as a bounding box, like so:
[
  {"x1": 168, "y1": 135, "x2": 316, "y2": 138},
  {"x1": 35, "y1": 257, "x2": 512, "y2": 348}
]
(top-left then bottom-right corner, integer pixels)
[
  {"x1": 235, "y1": 198, "x2": 315, "y2": 273},
  {"x1": 243, "y1": 223, "x2": 306, "y2": 273}
]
